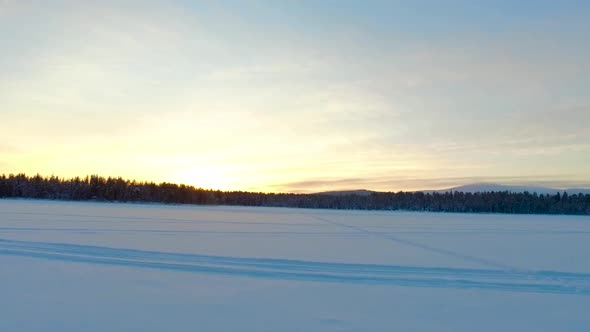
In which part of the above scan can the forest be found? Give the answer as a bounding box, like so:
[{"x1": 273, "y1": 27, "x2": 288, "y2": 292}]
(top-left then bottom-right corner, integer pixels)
[{"x1": 1, "y1": 173, "x2": 589, "y2": 215}]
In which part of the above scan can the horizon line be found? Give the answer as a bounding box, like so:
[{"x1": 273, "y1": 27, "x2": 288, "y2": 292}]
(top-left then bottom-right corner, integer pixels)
[{"x1": 2, "y1": 172, "x2": 589, "y2": 195}]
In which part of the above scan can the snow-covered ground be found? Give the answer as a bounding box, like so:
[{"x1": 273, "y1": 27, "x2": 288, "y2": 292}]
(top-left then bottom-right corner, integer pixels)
[{"x1": 1, "y1": 199, "x2": 589, "y2": 331}]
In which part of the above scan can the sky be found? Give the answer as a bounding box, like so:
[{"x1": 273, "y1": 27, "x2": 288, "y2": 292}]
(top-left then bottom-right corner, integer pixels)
[{"x1": 1, "y1": 0, "x2": 589, "y2": 193}]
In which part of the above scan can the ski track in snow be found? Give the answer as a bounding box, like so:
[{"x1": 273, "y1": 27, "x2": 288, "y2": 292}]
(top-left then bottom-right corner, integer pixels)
[
  {"x1": 1, "y1": 238, "x2": 589, "y2": 296},
  {"x1": 312, "y1": 215, "x2": 517, "y2": 271}
]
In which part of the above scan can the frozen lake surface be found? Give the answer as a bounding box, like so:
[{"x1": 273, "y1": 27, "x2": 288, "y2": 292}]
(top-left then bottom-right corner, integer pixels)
[{"x1": 1, "y1": 199, "x2": 590, "y2": 331}]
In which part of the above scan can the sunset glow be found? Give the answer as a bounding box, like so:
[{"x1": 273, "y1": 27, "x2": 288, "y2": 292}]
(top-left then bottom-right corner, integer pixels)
[{"x1": 1, "y1": 1, "x2": 589, "y2": 192}]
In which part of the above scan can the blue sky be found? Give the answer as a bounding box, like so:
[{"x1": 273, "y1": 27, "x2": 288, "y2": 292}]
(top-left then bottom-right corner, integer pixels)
[{"x1": 1, "y1": 1, "x2": 589, "y2": 192}]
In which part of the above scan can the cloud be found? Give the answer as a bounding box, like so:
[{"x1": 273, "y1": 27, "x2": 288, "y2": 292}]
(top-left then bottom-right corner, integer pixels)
[
  {"x1": 274, "y1": 175, "x2": 590, "y2": 193},
  {"x1": 1, "y1": 2, "x2": 589, "y2": 191}
]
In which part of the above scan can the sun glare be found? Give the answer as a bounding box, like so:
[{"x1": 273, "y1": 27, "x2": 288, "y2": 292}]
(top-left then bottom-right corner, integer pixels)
[{"x1": 175, "y1": 168, "x2": 231, "y2": 190}]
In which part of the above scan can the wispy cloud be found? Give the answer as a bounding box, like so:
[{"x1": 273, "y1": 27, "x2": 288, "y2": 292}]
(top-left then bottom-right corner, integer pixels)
[
  {"x1": 1, "y1": 1, "x2": 589, "y2": 191},
  {"x1": 274, "y1": 175, "x2": 590, "y2": 193}
]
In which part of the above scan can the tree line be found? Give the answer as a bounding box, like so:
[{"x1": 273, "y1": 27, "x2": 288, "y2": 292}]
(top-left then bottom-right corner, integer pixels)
[{"x1": 1, "y1": 173, "x2": 589, "y2": 215}]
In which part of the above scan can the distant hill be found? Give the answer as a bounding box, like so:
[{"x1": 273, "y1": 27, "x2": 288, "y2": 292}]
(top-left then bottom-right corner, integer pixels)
[
  {"x1": 565, "y1": 188, "x2": 590, "y2": 195},
  {"x1": 316, "y1": 189, "x2": 377, "y2": 196},
  {"x1": 428, "y1": 183, "x2": 590, "y2": 195},
  {"x1": 319, "y1": 183, "x2": 590, "y2": 196}
]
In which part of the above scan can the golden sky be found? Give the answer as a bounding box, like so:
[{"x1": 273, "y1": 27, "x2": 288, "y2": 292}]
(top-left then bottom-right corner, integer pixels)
[{"x1": 1, "y1": 1, "x2": 589, "y2": 192}]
